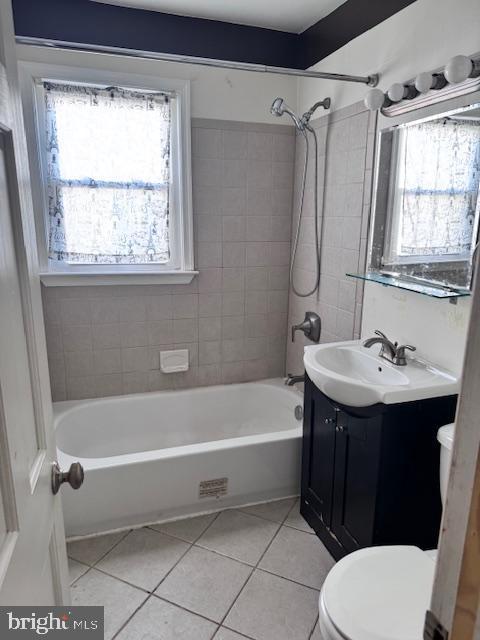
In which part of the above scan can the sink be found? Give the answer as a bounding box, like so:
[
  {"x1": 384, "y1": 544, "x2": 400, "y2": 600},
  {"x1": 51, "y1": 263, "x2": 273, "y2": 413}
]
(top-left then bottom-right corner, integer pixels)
[{"x1": 303, "y1": 340, "x2": 459, "y2": 407}]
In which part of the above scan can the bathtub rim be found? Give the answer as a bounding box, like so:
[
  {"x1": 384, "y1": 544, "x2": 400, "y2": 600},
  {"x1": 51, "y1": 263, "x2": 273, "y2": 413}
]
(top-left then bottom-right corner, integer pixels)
[{"x1": 55, "y1": 378, "x2": 303, "y2": 470}]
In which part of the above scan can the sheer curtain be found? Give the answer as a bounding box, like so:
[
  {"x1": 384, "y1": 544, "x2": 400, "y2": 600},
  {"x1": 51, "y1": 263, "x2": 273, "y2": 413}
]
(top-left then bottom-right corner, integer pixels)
[
  {"x1": 394, "y1": 118, "x2": 480, "y2": 259},
  {"x1": 44, "y1": 82, "x2": 172, "y2": 264}
]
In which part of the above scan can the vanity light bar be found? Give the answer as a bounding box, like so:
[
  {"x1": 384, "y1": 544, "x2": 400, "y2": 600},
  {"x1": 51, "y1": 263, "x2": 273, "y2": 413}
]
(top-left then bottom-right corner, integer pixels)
[{"x1": 364, "y1": 54, "x2": 480, "y2": 113}]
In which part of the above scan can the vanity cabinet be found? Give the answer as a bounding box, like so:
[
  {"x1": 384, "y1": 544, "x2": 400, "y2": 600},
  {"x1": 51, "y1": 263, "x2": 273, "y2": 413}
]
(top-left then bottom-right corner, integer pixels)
[{"x1": 301, "y1": 375, "x2": 457, "y2": 560}]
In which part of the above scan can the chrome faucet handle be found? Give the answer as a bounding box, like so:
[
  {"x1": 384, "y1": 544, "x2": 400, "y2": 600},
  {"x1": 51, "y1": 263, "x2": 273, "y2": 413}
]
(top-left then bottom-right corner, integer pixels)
[
  {"x1": 291, "y1": 312, "x2": 321, "y2": 343},
  {"x1": 394, "y1": 344, "x2": 416, "y2": 366}
]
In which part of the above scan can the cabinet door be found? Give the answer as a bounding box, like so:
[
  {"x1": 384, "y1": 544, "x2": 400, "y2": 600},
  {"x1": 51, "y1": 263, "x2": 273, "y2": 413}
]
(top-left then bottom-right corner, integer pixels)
[
  {"x1": 331, "y1": 411, "x2": 382, "y2": 552},
  {"x1": 302, "y1": 381, "x2": 337, "y2": 528}
]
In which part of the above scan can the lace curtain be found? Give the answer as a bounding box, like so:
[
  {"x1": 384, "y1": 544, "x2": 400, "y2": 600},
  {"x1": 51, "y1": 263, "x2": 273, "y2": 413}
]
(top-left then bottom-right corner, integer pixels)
[
  {"x1": 395, "y1": 118, "x2": 480, "y2": 258},
  {"x1": 44, "y1": 82, "x2": 172, "y2": 264}
]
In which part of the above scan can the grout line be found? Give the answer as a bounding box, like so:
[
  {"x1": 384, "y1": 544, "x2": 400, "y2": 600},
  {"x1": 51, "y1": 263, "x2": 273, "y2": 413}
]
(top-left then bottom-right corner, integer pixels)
[
  {"x1": 147, "y1": 510, "x2": 223, "y2": 595},
  {"x1": 68, "y1": 561, "x2": 90, "y2": 587},
  {"x1": 151, "y1": 592, "x2": 222, "y2": 626},
  {"x1": 68, "y1": 528, "x2": 132, "y2": 569},
  {"x1": 70, "y1": 503, "x2": 327, "y2": 639},
  {"x1": 254, "y1": 566, "x2": 321, "y2": 594},
  {"x1": 108, "y1": 513, "x2": 222, "y2": 640},
  {"x1": 308, "y1": 615, "x2": 320, "y2": 639},
  {"x1": 111, "y1": 592, "x2": 152, "y2": 640},
  {"x1": 218, "y1": 625, "x2": 258, "y2": 640},
  {"x1": 216, "y1": 507, "x2": 290, "y2": 630},
  {"x1": 89, "y1": 565, "x2": 152, "y2": 595}
]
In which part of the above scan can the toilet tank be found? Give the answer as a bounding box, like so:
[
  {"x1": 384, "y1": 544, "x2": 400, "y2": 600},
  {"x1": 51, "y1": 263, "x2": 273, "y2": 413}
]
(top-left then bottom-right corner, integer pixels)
[{"x1": 437, "y1": 423, "x2": 455, "y2": 506}]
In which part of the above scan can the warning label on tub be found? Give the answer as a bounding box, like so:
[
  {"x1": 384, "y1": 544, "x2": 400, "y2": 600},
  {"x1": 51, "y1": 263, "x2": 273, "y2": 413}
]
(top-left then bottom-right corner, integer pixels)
[{"x1": 199, "y1": 477, "x2": 228, "y2": 499}]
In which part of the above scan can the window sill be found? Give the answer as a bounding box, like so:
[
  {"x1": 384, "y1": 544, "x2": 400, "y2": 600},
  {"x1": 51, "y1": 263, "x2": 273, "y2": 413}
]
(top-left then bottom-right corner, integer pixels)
[{"x1": 39, "y1": 270, "x2": 199, "y2": 287}]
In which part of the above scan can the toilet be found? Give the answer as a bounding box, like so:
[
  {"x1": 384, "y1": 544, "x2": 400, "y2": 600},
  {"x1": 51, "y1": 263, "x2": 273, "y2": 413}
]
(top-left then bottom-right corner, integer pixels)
[{"x1": 318, "y1": 422, "x2": 455, "y2": 640}]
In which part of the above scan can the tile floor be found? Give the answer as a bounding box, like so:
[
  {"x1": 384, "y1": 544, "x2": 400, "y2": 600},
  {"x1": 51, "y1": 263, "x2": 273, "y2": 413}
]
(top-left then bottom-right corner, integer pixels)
[{"x1": 68, "y1": 498, "x2": 334, "y2": 640}]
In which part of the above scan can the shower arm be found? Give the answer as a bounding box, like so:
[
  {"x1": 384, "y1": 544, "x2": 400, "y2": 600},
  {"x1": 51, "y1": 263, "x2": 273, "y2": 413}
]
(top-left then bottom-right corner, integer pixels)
[{"x1": 16, "y1": 36, "x2": 380, "y2": 87}]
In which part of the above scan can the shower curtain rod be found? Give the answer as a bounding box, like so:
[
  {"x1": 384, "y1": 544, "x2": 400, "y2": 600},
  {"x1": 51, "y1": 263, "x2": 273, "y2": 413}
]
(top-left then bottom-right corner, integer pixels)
[{"x1": 16, "y1": 36, "x2": 379, "y2": 87}]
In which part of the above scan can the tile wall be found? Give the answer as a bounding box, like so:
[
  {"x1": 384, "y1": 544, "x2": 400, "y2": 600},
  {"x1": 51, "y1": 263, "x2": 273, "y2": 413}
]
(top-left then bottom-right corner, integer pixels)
[
  {"x1": 42, "y1": 118, "x2": 295, "y2": 400},
  {"x1": 286, "y1": 102, "x2": 376, "y2": 375}
]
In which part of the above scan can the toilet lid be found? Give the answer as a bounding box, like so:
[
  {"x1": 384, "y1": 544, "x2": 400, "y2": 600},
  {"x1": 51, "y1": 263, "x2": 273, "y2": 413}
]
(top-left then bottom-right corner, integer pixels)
[{"x1": 322, "y1": 546, "x2": 435, "y2": 640}]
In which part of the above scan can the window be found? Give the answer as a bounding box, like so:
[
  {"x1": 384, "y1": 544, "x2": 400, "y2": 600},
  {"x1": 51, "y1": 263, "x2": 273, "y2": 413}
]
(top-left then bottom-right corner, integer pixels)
[
  {"x1": 20, "y1": 64, "x2": 194, "y2": 285},
  {"x1": 369, "y1": 102, "x2": 480, "y2": 291},
  {"x1": 387, "y1": 118, "x2": 480, "y2": 265}
]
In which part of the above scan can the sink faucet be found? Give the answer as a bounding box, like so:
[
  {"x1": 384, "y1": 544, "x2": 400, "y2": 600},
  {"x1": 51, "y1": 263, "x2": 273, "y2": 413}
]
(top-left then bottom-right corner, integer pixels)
[
  {"x1": 285, "y1": 373, "x2": 305, "y2": 386},
  {"x1": 363, "y1": 330, "x2": 416, "y2": 366}
]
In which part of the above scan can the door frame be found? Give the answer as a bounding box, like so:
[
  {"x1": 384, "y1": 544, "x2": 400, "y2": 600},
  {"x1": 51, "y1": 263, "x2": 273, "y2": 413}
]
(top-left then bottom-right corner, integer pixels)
[
  {"x1": 428, "y1": 246, "x2": 480, "y2": 638},
  {"x1": 0, "y1": 2, "x2": 69, "y2": 604}
]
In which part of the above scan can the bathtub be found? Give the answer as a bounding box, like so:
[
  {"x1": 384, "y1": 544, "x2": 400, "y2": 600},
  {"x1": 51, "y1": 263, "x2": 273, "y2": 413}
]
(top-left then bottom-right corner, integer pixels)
[{"x1": 54, "y1": 379, "x2": 303, "y2": 538}]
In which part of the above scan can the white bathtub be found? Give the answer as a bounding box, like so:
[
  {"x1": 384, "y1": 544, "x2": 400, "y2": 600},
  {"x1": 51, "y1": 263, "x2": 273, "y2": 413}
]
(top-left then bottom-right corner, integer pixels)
[{"x1": 54, "y1": 379, "x2": 303, "y2": 538}]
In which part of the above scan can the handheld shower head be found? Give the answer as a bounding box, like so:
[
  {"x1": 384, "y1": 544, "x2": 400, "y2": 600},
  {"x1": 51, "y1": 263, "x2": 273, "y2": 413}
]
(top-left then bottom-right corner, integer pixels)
[
  {"x1": 270, "y1": 97, "x2": 285, "y2": 117},
  {"x1": 270, "y1": 97, "x2": 303, "y2": 130}
]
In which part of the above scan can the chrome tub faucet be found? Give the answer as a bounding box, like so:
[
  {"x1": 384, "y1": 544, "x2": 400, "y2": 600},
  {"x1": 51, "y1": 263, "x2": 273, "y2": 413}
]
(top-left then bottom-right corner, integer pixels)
[{"x1": 285, "y1": 373, "x2": 305, "y2": 386}]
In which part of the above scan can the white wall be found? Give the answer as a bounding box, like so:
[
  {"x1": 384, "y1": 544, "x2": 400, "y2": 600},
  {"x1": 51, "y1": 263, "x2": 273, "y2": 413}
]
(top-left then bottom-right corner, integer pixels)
[
  {"x1": 298, "y1": 0, "x2": 480, "y2": 113},
  {"x1": 361, "y1": 284, "x2": 470, "y2": 375},
  {"x1": 298, "y1": 0, "x2": 480, "y2": 375},
  {"x1": 16, "y1": 44, "x2": 298, "y2": 124}
]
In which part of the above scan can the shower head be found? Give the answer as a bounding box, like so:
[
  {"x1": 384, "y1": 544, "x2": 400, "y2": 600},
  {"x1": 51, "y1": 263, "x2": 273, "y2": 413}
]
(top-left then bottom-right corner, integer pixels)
[
  {"x1": 301, "y1": 98, "x2": 331, "y2": 127},
  {"x1": 270, "y1": 97, "x2": 331, "y2": 131},
  {"x1": 270, "y1": 97, "x2": 303, "y2": 130},
  {"x1": 270, "y1": 97, "x2": 285, "y2": 117}
]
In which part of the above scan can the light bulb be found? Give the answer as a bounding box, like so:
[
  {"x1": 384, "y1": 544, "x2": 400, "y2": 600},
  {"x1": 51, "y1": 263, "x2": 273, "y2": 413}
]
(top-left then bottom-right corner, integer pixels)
[
  {"x1": 387, "y1": 83, "x2": 407, "y2": 102},
  {"x1": 364, "y1": 88, "x2": 386, "y2": 111},
  {"x1": 415, "y1": 72, "x2": 435, "y2": 93},
  {"x1": 445, "y1": 55, "x2": 473, "y2": 83}
]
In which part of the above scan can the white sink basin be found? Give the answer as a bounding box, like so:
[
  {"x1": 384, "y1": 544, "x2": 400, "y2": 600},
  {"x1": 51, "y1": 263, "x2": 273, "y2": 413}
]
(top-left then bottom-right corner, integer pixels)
[{"x1": 304, "y1": 340, "x2": 459, "y2": 407}]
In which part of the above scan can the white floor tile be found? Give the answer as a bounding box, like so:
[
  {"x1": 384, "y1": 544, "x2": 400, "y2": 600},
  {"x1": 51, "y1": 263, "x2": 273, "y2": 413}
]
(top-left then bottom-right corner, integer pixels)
[
  {"x1": 215, "y1": 628, "x2": 250, "y2": 640},
  {"x1": 259, "y1": 526, "x2": 334, "y2": 589},
  {"x1": 71, "y1": 568, "x2": 146, "y2": 640},
  {"x1": 196, "y1": 510, "x2": 278, "y2": 565},
  {"x1": 284, "y1": 500, "x2": 314, "y2": 533},
  {"x1": 224, "y1": 569, "x2": 319, "y2": 640},
  {"x1": 150, "y1": 513, "x2": 217, "y2": 542},
  {"x1": 67, "y1": 531, "x2": 129, "y2": 566},
  {"x1": 238, "y1": 498, "x2": 296, "y2": 523},
  {"x1": 156, "y1": 546, "x2": 252, "y2": 623},
  {"x1": 68, "y1": 558, "x2": 89, "y2": 584},
  {"x1": 116, "y1": 595, "x2": 218, "y2": 640},
  {"x1": 96, "y1": 527, "x2": 189, "y2": 591}
]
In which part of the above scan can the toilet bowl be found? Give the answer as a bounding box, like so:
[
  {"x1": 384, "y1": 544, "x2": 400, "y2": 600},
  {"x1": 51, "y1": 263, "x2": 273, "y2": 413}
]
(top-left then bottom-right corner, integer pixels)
[{"x1": 319, "y1": 423, "x2": 455, "y2": 640}]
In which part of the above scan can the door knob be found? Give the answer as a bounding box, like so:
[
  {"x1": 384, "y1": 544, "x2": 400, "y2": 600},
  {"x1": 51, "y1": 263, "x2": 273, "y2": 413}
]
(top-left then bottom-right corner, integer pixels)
[{"x1": 52, "y1": 461, "x2": 84, "y2": 495}]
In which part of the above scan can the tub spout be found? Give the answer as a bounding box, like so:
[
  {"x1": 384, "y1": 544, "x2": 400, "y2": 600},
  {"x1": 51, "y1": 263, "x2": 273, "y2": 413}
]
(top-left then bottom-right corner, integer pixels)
[{"x1": 285, "y1": 373, "x2": 305, "y2": 386}]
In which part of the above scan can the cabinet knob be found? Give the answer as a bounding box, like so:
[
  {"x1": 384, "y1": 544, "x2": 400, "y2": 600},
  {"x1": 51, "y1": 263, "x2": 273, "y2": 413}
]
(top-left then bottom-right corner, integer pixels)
[
  {"x1": 336, "y1": 425, "x2": 346, "y2": 433},
  {"x1": 324, "y1": 418, "x2": 335, "y2": 424}
]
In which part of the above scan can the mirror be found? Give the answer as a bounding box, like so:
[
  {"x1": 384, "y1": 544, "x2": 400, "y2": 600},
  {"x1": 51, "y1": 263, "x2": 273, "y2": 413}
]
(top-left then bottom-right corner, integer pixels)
[{"x1": 369, "y1": 102, "x2": 480, "y2": 292}]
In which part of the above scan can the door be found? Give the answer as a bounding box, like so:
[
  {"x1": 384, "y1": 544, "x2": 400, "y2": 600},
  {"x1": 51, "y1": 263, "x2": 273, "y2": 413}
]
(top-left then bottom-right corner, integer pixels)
[
  {"x1": 331, "y1": 411, "x2": 382, "y2": 552},
  {"x1": 0, "y1": 3, "x2": 70, "y2": 604},
  {"x1": 301, "y1": 380, "x2": 337, "y2": 528}
]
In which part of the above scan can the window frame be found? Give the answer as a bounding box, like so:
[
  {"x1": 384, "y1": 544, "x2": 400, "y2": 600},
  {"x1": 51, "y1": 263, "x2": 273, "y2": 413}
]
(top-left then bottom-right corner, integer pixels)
[
  {"x1": 369, "y1": 100, "x2": 480, "y2": 292},
  {"x1": 383, "y1": 123, "x2": 480, "y2": 268},
  {"x1": 19, "y1": 60, "x2": 196, "y2": 286}
]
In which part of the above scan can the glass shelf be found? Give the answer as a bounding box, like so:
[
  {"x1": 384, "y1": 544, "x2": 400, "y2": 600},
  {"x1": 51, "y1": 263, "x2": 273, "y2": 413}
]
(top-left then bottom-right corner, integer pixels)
[{"x1": 346, "y1": 271, "x2": 471, "y2": 300}]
